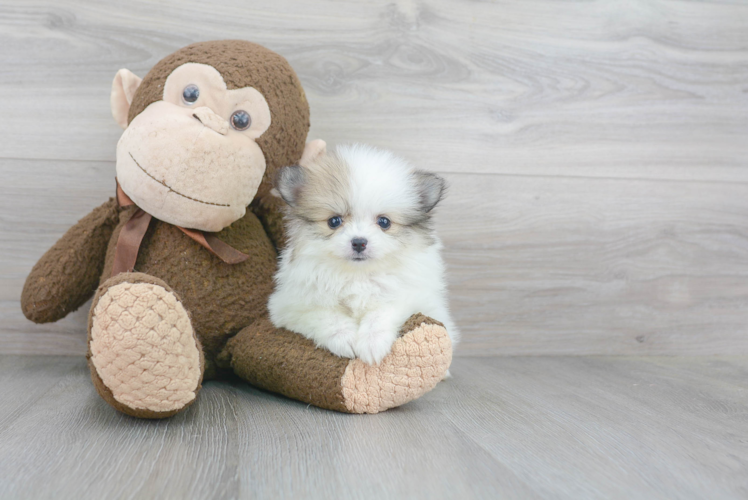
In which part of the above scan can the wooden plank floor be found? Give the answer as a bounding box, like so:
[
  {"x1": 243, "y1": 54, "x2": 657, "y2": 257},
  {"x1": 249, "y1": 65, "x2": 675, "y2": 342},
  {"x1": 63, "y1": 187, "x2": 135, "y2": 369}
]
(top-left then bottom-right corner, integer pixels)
[
  {"x1": 2, "y1": 0, "x2": 747, "y2": 356},
  {"x1": 1, "y1": 355, "x2": 747, "y2": 499}
]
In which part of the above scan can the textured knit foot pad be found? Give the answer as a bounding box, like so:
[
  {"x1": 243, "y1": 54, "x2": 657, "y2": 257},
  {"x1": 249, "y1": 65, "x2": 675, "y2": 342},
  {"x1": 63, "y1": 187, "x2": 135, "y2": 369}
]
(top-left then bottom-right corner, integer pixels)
[
  {"x1": 340, "y1": 322, "x2": 452, "y2": 414},
  {"x1": 90, "y1": 281, "x2": 202, "y2": 414}
]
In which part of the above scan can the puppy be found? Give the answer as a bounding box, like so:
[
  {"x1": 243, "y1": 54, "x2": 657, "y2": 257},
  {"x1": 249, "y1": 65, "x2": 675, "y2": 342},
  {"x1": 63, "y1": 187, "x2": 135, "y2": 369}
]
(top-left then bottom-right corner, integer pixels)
[{"x1": 268, "y1": 144, "x2": 459, "y2": 365}]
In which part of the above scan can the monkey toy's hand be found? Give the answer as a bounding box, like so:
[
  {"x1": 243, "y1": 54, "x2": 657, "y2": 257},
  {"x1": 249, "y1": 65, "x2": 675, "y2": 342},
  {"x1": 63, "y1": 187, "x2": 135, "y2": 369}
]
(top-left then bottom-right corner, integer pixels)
[{"x1": 21, "y1": 198, "x2": 121, "y2": 324}]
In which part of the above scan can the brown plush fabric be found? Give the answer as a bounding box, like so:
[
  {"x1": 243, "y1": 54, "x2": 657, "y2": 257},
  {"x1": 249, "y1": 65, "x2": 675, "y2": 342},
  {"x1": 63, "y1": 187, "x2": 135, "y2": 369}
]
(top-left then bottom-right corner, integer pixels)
[
  {"x1": 100, "y1": 207, "x2": 278, "y2": 379},
  {"x1": 221, "y1": 317, "x2": 350, "y2": 412},
  {"x1": 249, "y1": 192, "x2": 288, "y2": 250},
  {"x1": 127, "y1": 40, "x2": 309, "y2": 247},
  {"x1": 21, "y1": 198, "x2": 120, "y2": 323},
  {"x1": 87, "y1": 272, "x2": 205, "y2": 419}
]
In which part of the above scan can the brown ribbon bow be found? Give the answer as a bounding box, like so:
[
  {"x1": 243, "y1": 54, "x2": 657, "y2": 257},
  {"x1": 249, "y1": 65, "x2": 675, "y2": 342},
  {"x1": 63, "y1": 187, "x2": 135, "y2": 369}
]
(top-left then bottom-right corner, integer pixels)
[{"x1": 111, "y1": 180, "x2": 250, "y2": 276}]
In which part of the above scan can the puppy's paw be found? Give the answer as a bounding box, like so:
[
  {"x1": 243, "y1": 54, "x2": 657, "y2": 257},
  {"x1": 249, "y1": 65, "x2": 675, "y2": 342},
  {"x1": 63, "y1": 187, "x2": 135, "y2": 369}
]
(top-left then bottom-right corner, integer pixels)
[
  {"x1": 354, "y1": 328, "x2": 398, "y2": 365},
  {"x1": 324, "y1": 331, "x2": 356, "y2": 359},
  {"x1": 319, "y1": 318, "x2": 358, "y2": 359}
]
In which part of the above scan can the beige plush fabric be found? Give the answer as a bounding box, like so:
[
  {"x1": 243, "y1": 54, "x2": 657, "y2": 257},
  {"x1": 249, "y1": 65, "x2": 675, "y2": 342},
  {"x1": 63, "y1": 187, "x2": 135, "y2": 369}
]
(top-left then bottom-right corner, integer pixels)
[
  {"x1": 341, "y1": 321, "x2": 452, "y2": 414},
  {"x1": 89, "y1": 281, "x2": 202, "y2": 412},
  {"x1": 161, "y1": 63, "x2": 272, "y2": 140},
  {"x1": 111, "y1": 69, "x2": 142, "y2": 129}
]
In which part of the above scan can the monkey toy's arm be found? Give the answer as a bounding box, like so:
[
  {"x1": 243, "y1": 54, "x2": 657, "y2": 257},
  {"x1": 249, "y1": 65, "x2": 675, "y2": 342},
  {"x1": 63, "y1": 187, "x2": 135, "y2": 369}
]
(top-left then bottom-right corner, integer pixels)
[
  {"x1": 249, "y1": 193, "x2": 288, "y2": 250},
  {"x1": 21, "y1": 198, "x2": 121, "y2": 323}
]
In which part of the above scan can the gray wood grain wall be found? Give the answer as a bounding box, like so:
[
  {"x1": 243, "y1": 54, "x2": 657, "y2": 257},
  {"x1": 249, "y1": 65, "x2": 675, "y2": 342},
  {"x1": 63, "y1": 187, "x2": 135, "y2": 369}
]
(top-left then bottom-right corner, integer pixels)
[{"x1": 1, "y1": 0, "x2": 746, "y2": 356}]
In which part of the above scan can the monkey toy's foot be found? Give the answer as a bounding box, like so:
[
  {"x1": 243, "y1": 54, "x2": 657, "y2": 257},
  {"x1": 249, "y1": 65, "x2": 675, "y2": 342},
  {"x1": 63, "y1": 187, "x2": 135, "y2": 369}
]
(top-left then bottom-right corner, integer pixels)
[
  {"x1": 87, "y1": 273, "x2": 204, "y2": 418},
  {"x1": 340, "y1": 314, "x2": 452, "y2": 414}
]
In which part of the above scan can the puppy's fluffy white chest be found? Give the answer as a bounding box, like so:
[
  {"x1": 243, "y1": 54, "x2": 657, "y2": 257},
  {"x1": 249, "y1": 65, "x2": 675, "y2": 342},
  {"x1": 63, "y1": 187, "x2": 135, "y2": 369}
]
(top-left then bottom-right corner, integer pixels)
[
  {"x1": 275, "y1": 254, "x2": 402, "y2": 319},
  {"x1": 336, "y1": 273, "x2": 398, "y2": 319}
]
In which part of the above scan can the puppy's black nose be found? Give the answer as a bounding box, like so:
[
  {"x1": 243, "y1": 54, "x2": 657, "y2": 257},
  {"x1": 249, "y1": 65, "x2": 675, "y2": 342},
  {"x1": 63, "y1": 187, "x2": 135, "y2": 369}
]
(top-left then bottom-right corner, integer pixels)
[{"x1": 351, "y1": 238, "x2": 367, "y2": 253}]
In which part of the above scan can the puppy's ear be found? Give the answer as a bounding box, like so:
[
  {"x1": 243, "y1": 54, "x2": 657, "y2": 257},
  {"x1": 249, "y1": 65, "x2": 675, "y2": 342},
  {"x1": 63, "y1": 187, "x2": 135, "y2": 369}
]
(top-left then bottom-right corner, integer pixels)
[
  {"x1": 275, "y1": 165, "x2": 307, "y2": 207},
  {"x1": 413, "y1": 170, "x2": 446, "y2": 213}
]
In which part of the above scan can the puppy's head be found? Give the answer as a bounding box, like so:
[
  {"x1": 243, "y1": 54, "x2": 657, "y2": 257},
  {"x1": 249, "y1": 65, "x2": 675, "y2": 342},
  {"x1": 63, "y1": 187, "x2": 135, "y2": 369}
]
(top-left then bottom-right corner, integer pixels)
[{"x1": 275, "y1": 144, "x2": 445, "y2": 266}]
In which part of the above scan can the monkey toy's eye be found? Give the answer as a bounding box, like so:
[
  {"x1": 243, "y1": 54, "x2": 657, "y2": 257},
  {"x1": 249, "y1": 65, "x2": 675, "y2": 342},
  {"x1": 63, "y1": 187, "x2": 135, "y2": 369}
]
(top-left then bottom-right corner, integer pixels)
[
  {"x1": 377, "y1": 216, "x2": 391, "y2": 230},
  {"x1": 182, "y1": 84, "x2": 199, "y2": 104},
  {"x1": 230, "y1": 110, "x2": 251, "y2": 131},
  {"x1": 328, "y1": 216, "x2": 342, "y2": 229}
]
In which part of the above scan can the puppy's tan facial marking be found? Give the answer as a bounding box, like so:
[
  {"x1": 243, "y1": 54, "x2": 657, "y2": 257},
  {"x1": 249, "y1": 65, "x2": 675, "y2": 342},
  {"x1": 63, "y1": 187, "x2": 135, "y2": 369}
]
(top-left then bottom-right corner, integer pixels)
[
  {"x1": 295, "y1": 156, "x2": 352, "y2": 220},
  {"x1": 276, "y1": 153, "x2": 353, "y2": 223}
]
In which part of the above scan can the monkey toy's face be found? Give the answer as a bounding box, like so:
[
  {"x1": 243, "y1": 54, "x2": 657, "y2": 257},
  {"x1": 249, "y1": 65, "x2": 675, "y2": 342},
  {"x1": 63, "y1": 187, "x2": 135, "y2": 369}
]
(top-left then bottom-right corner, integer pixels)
[{"x1": 112, "y1": 62, "x2": 273, "y2": 232}]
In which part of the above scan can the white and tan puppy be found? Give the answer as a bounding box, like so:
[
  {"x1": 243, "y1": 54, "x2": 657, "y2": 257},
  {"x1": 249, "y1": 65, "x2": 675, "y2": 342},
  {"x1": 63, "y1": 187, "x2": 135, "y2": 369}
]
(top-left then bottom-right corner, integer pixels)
[{"x1": 269, "y1": 144, "x2": 459, "y2": 365}]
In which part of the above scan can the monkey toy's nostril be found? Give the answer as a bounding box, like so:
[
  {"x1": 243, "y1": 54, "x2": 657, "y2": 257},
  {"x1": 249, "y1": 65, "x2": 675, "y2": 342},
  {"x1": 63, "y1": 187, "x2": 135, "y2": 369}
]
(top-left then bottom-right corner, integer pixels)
[
  {"x1": 351, "y1": 238, "x2": 367, "y2": 253},
  {"x1": 191, "y1": 106, "x2": 229, "y2": 135}
]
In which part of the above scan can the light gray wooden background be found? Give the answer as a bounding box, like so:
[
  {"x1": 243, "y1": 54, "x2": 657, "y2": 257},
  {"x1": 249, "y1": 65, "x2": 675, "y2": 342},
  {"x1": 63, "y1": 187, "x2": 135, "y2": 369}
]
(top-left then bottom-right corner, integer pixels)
[{"x1": 1, "y1": 0, "x2": 747, "y2": 357}]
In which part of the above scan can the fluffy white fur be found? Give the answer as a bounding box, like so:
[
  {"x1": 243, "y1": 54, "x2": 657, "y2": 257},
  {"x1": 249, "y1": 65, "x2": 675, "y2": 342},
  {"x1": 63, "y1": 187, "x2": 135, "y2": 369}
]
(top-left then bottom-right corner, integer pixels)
[{"x1": 268, "y1": 144, "x2": 459, "y2": 365}]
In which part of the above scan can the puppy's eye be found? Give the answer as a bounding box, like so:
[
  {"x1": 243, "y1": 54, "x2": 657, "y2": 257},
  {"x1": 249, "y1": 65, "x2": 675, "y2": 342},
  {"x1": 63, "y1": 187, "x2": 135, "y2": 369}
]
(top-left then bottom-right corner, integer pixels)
[
  {"x1": 182, "y1": 84, "x2": 199, "y2": 104},
  {"x1": 377, "y1": 216, "x2": 391, "y2": 230},
  {"x1": 230, "y1": 110, "x2": 251, "y2": 131},
  {"x1": 328, "y1": 216, "x2": 342, "y2": 229}
]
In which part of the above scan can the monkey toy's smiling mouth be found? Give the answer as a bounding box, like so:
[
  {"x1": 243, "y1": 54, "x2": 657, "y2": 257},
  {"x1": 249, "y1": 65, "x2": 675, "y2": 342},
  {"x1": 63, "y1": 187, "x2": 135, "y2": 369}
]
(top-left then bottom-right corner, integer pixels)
[{"x1": 128, "y1": 152, "x2": 230, "y2": 207}]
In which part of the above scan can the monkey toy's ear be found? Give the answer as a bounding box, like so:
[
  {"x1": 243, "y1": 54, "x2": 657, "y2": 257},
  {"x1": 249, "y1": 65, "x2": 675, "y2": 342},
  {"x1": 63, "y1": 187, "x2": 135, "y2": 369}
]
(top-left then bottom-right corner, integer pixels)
[
  {"x1": 299, "y1": 139, "x2": 327, "y2": 168},
  {"x1": 110, "y1": 69, "x2": 142, "y2": 129}
]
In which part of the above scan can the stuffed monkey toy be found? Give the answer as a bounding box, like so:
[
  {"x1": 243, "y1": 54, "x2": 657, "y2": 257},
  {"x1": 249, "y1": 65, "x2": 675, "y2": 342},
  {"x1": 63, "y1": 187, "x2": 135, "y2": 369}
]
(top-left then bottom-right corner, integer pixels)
[{"x1": 21, "y1": 41, "x2": 452, "y2": 418}]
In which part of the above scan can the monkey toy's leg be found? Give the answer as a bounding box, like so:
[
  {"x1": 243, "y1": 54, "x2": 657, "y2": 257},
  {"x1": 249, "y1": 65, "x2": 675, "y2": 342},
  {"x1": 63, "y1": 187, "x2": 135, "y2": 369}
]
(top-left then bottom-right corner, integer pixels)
[
  {"x1": 87, "y1": 272, "x2": 204, "y2": 419},
  {"x1": 221, "y1": 314, "x2": 452, "y2": 414}
]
